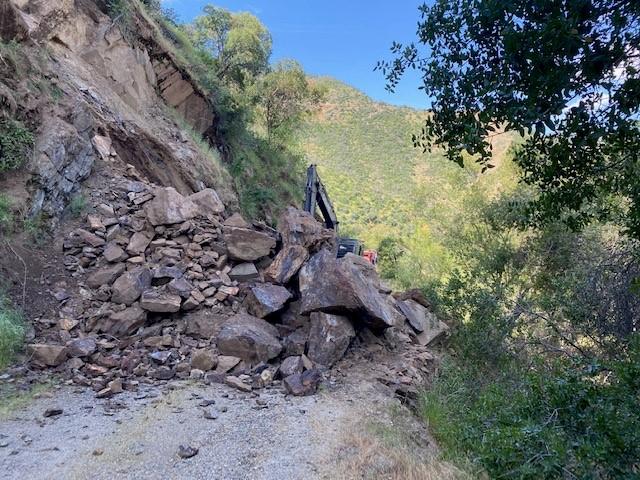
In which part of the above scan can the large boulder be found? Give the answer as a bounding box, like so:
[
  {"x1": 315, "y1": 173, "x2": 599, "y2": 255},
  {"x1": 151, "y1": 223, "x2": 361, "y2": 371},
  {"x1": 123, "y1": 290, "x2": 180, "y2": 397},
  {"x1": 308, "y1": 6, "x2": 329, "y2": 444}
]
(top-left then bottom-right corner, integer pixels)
[
  {"x1": 100, "y1": 304, "x2": 147, "y2": 337},
  {"x1": 144, "y1": 187, "x2": 200, "y2": 226},
  {"x1": 396, "y1": 298, "x2": 434, "y2": 333},
  {"x1": 307, "y1": 312, "x2": 355, "y2": 367},
  {"x1": 223, "y1": 227, "x2": 276, "y2": 261},
  {"x1": 217, "y1": 313, "x2": 282, "y2": 363},
  {"x1": 189, "y1": 188, "x2": 225, "y2": 215},
  {"x1": 277, "y1": 207, "x2": 335, "y2": 251},
  {"x1": 111, "y1": 267, "x2": 152, "y2": 305},
  {"x1": 264, "y1": 245, "x2": 309, "y2": 284},
  {"x1": 244, "y1": 283, "x2": 292, "y2": 318},
  {"x1": 27, "y1": 344, "x2": 68, "y2": 367},
  {"x1": 283, "y1": 369, "x2": 322, "y2": 396},
  {"x1": 299, "y1": 250, "x2": 403, "y2": 330},
  {"x1": 86, "y1": 263, "x2": 127, "y2": 289},
  {"x1": 67, "y1": 337, "x2": 97, "y2": 358},
  {"x1": 140, "y1": 288, "x2": 182, "y2": 313}
]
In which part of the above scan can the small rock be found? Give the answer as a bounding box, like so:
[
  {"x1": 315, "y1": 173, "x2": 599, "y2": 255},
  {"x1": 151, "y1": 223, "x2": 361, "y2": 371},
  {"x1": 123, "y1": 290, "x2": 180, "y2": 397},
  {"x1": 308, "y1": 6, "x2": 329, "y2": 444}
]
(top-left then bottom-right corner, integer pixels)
[
  {"x1": 203, "y1": 409, "x2": 218, "y2": 420},
  {"x1": 177, "y1": 445, "x2": 199, "y2": 459},
  {"x1": 43, "y1": 408, "x2": 63, "y2": 417}
]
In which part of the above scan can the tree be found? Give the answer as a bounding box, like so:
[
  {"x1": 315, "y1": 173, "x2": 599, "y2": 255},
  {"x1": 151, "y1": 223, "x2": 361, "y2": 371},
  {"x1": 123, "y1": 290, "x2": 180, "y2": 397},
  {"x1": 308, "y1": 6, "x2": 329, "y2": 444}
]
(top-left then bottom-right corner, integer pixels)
[
  {"x1": 378, "y1": 0, "x2": 640, "y2": 237},
  {"x1": 254, "y1": 60, "x2": 323, "y2": 141},
  {"x1": 192, "y1": 6, "x2": 272, "y2": 86}
]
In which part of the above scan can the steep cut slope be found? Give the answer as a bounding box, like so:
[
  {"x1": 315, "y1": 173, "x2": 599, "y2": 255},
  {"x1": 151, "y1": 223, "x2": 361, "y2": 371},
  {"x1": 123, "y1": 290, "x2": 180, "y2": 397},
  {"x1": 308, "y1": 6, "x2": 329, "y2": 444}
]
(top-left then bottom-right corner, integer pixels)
[{"x1": 299, "y1": 77, "x2": 518, "y2": 280}]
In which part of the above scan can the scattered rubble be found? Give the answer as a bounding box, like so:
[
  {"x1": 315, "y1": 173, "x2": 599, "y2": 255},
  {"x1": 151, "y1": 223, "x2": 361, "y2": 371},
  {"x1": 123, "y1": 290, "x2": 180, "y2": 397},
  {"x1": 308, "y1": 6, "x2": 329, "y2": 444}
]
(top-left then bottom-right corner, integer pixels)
[{"x1": 25, "y1": 182, "x2": 448, "y2": 400}]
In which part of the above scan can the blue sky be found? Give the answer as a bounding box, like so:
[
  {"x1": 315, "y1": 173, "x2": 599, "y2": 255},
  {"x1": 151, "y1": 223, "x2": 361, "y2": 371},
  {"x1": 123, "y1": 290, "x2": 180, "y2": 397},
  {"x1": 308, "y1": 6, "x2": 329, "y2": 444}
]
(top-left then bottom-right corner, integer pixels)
[{"x1": 161, "y1": 0, "x2": 428, "y2": 108}]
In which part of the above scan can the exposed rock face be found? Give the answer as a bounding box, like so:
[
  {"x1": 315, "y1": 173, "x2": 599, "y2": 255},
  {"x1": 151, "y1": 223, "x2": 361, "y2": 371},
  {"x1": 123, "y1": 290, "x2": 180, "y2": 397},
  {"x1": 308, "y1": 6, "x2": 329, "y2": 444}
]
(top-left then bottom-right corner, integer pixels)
[
  {"x1": 264, "y1": 245, "x2": 308, "y2": 284},
  {"x1": 140, "y1": 288, "x2": 182, "y2": 313},
  {"x1": 27, "y1": 344, "x2": 68, "y2": 367},
  {"x1": 299, "y1": 250, "x2": 403, "y2": 330},
  {"x1": 223, "y1": 227, "x2": 276, "y2": 261},
  {"x1": 217, "y1": 313, "x2": 282, "y2": 363},
  {"x1": 307, "y1": 312, "x2": 355, "y2": 367},
  {"x1": 144, "y1": 187, "x2": 200, "y2": 226},
  {"x1": 244, "y1": 283, "x2": 292, "y2": 318},
  {"x1": 111, "y1": 268, "x2": 152, "y2": 305},
  {"x1": 189, "y1": 188, "x2": 225, "y2": 215}
]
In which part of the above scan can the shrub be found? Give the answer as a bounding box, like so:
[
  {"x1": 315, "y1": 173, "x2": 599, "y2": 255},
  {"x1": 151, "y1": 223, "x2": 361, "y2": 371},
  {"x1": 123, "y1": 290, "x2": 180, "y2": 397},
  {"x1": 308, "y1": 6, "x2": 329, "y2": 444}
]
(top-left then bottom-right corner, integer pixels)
[
  {"x1": 0, "y1": 296, "x2": 24, "y2": 368},
  {"x1": 0, "y1": 118, "x2": 33, "y2": 172},
  {"x1": 68, "y1": 194, "x2": 87, "y2": 217},
  {"x1": 0, "y1": 194, "x2": 13, "y2": 233}
]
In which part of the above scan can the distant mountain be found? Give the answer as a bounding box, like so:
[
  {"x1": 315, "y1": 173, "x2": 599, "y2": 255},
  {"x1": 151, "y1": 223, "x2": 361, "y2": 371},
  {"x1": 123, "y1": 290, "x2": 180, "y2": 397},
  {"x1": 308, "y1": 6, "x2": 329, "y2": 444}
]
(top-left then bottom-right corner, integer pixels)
[{"x1": 299, "y1": 77, "x2": 517, "y2": 251}]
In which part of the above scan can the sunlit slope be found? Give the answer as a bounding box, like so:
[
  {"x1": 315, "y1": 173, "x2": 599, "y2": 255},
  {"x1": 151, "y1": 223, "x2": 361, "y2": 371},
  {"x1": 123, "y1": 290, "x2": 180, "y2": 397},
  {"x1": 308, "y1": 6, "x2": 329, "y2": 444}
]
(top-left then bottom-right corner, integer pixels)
[{"x1": 299, "y1": 77, "x2": 517, "y2": 250}]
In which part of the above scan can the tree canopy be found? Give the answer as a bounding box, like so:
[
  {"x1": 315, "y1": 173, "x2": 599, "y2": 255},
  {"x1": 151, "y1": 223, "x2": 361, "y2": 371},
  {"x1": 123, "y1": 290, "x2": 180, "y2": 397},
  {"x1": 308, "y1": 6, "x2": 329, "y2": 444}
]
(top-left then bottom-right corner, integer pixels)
[
  {"x1": 378, "y1": 0, "x2": 640, "y2": 237},
  {"x1": 192, "y1": 6, "x2": 272, "y2": 86}
]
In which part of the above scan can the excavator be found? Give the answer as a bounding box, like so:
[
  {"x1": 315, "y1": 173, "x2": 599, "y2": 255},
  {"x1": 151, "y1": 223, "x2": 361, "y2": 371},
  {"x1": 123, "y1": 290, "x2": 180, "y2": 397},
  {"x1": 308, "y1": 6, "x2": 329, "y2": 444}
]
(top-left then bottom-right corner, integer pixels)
[{"x1": 303, "y1": 164, "x2": 378, "y2": 265}]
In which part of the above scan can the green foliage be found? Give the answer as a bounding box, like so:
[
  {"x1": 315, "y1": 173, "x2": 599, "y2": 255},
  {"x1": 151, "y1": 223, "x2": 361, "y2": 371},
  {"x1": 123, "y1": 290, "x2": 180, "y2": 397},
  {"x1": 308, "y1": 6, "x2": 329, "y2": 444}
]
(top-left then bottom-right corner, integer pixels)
[
  {"x1": 299, "y1": 77, "x2": 518, "y2": 279},
  {"x1": 192, "y1": 5, "x2": 272, "y2": 87},
  {"x1": 0, "y1": 296, "x2": 24, "y2": 369},
  {"x1": 379, "y1": 0, "x2": 640, "y2": 238},
  {"x1": 0, "y1": 194, "x2": 14, "y2": 234},
  {"x1": 254, "y1": 60, "x2": 323, "y2": 142},
  {"x1": 377, "y1": 237, "x2": 404, "y2": 280},
  {"x1": 68, "y1": 194, "x2": 87, "y2": 217},
  {"x1": 422, "y1": 349, "x2": 640, "y2": 480},
  {"x1": 23, "y1": 213, "x2": 48, "y2": 246},
  {"x1": 106, "y1": 0, "x2": 136, "y2": 40},
  {"x1": 0, "y1": 118, "x2": 33, "y2": 172}
]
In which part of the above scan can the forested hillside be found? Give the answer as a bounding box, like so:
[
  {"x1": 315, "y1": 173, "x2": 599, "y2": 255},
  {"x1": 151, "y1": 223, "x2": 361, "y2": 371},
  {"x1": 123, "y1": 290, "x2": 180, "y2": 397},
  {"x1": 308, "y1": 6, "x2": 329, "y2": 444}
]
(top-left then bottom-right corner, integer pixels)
[{"x1": 299, "y1": 77, "x2": 517, "y2": 285}]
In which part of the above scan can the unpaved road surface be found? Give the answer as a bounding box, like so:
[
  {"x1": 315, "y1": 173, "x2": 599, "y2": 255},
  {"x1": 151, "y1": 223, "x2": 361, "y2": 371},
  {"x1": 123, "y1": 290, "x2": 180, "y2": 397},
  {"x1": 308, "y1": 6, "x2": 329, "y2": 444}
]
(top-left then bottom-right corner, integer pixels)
[{"x1": 0, "y1": 365, "x2": 427, "y2": 480}]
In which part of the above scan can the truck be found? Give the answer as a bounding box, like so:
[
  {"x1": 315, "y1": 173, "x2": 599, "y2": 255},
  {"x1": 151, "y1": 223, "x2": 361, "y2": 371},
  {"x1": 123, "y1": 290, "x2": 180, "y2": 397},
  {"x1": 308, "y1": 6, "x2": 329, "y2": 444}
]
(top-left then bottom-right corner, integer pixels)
[{"x1": 303, "y1": 164, "x2": 377, "y2": 265}]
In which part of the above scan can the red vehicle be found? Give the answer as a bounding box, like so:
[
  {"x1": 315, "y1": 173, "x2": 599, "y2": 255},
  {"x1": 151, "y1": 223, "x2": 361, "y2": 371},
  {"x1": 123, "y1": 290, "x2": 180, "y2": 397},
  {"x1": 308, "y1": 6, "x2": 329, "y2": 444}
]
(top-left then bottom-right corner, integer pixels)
[{"x1": 363, "y1": 249, "x2": 378, "y2": 266}]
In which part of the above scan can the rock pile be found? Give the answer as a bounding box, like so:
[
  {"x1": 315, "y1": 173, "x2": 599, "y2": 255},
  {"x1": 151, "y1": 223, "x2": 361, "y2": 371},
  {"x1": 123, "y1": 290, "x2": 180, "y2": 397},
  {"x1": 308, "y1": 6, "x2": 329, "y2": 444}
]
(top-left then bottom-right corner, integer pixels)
[{"x1": 27, "y1": 181, "x2": 448, "y2": 398}]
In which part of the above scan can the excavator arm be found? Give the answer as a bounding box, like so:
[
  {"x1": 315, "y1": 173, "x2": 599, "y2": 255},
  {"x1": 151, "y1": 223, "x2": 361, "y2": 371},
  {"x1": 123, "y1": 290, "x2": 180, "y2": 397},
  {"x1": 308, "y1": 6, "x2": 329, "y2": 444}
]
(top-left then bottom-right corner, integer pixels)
[{"x1": 304, "y1": 164, "x2": 339, "y2": 233}]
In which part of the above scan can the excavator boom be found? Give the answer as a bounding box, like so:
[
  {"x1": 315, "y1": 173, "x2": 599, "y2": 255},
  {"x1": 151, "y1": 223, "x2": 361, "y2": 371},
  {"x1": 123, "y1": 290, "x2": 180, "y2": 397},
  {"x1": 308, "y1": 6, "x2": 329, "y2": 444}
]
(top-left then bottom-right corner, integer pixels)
[{"x1": 304, "y1": 164, "x2": 339, "y2": 233}]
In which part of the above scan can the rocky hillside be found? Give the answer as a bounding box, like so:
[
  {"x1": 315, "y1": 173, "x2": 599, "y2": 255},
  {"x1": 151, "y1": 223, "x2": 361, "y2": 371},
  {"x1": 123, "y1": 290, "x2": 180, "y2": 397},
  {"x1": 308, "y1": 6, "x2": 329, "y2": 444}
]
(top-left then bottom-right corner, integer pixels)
[{"x1": 0, "y1": 0, "x2": 445, "y2": 405}]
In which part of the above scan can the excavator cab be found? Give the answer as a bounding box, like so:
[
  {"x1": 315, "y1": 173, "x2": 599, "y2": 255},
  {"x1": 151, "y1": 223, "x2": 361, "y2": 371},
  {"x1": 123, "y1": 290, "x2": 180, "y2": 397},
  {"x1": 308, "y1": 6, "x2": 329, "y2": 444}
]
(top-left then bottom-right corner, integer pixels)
[{"x1": 303, "y1": 164, "x2": 376, "y2": 264}]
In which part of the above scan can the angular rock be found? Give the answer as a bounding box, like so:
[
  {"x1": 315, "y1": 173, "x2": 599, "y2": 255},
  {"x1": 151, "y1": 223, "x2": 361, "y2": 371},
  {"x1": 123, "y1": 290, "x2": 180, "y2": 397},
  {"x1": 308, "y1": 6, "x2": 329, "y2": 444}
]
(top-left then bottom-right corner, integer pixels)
[
  {"x1": 86, "y1": 263, "x2": 126, "y2": 289},
  {"x1": 144, "y1": 187, "x2": 200, "y2": 226},
  {"x1": 277, "y1": 207, "x2": 335, "y2": 251},
  {"x1": 189, "y1": 188, "x2": 225, "y2": 215},
  {"x1": 299, "y1": 250, "x2": 402, "y2": 330},
  {"x1": 396, "y1": 299, "x2": 434, "y2": 333},
  {"x1": 414, "y1": 318, "x2": 450, "y2": 346},
  {"x1": 283, "y1": 369, "x2": 322, "y2": 396},
  {"x1": 244, "y1": 283, "x2": 292, "y2": 318},
  {"x1": 150, "y1": 366, "x2": 174, "y2": 380},
  {"x1": 103, "y1": 243, "x2": 127, "y2": 263},
  {"x1": 217, "y1": 313, "x2": 282, "y2": 363},
  {"x1": 76, "y1": 229, "x2": 106, "y2": 248},
  {"x1": 224, "y1": 375, "x2": 252, "y2": 392},
  {"x1": 67, "y1": 338, "x2": 97, "y2": 358},
  {"x1": 264, "y1": 245, "x2": 309, "y2": 284},
  {"x1": 127, "y1": 232, "x2": 152, "y2": 255},
  {"x1": 223, "y1": 227, "x2": 276, "y2": 261},
  {"x1": 104, "y1": 304, "x2": 147, "y2": 337},
  {"x1": 228, "y1": 263, "x2": 259, "y2": 282},
  {"x1": 279, "y1": 356, "x2": 303, "y2": 378},
  {"x1": 283, "y1": 327, "x2": 308, "y2": 356},
  {"x1": 177, "y1": 445, "x2": 198, "y2": 459},
  {"x1": 215, "y1": 355, "x2": 241, "y2": 373},
  {"x1": 27, "y1": 344, "x2": 68, "y2": 367},
  {"x1": 140, "y1": 288, "x2": 182, "y2": 313},
  {"x1": 223, "y1": 213, "x2": 250, "y2": 228},
  {"x1": 167, "y1": 277, "x2": 193, "y2": 299},
  {"x1": 149, "y1": 350, "x2": 173, "y2": 364},
  {"x1": 280, "y1": 301, "x2": 309, "y2": 329},
  {"x1": 307, "y1": 312, "x2": 355, "y2": 367},
  {"x1": 191, "y1": 349, "x2": 216, "y2": 371},
  {"x1": 43, "y1": 408, "x2": 63, "y2": 418},
  {"x1": 184, "y1": 312, "x2": 225, "y2": 339},
  {"x1": 111, "y1": 268, "x2": 152, "y2": 305}
]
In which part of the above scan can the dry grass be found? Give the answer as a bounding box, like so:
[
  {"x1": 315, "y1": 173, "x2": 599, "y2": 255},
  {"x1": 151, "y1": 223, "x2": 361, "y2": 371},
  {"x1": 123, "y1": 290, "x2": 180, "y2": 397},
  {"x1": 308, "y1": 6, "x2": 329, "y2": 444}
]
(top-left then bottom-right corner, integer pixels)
[{"x1": 334, "y1": 429, "x2": 473, "y2": 480}]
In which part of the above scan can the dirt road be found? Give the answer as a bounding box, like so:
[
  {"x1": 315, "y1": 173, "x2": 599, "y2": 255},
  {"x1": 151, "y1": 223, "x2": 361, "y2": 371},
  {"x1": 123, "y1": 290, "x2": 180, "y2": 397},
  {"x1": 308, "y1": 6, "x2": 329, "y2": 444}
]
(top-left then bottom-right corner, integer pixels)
[{"x1": 0, "y1": 362, "x2": 453, "y2": 480}]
